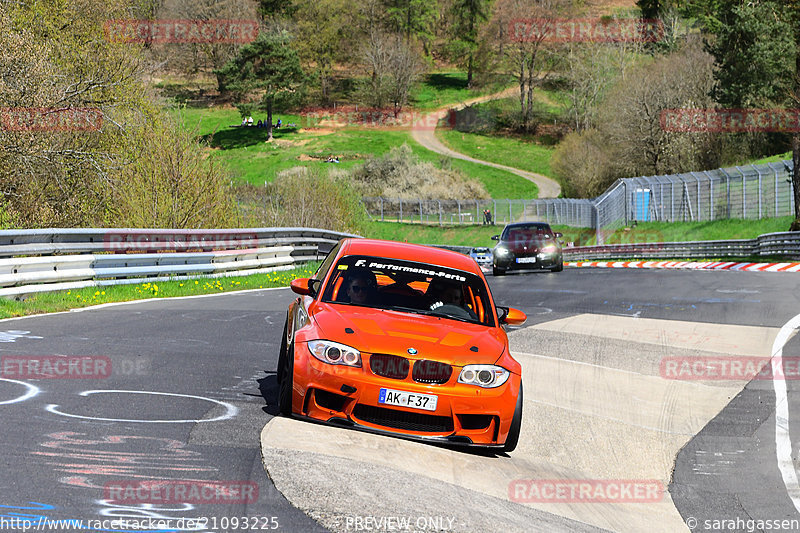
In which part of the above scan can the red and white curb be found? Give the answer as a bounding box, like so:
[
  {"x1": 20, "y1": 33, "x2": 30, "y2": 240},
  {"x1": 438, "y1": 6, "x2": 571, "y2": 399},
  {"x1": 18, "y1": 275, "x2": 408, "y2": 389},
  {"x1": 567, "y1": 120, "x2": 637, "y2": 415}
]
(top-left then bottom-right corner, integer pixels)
[{"x1": 566, "y1": 260, "x2": 800, "y2": 272}]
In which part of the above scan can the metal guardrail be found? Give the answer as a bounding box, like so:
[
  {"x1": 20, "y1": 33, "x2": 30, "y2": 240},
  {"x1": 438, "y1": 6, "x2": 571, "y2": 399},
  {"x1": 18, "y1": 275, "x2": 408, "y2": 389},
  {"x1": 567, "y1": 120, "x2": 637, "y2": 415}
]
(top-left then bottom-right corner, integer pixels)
[
  {"x1": 0, "y1": 228, "x2": 359, "y2": 297},
  {"x1": 561, "y1": 231, "x2": 800, "y2": 261}
]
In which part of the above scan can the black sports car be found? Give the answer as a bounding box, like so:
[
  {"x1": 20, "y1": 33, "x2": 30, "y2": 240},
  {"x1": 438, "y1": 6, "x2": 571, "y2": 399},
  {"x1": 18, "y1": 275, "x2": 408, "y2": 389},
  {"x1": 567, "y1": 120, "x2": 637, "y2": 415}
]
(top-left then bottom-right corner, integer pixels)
[{"x1": 491, "y1": 222, "x2": 563, "y2": 275}]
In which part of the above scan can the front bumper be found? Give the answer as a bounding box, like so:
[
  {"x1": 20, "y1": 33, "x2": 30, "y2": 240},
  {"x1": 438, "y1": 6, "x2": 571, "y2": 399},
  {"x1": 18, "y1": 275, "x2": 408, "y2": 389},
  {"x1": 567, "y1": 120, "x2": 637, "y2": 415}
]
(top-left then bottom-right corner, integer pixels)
[
  {"x1": 494, "y1": 252, "x2": 562, "y2": 270},
  {"x1": 290, "y1": 343, "x2": 520, "y2": 447}
]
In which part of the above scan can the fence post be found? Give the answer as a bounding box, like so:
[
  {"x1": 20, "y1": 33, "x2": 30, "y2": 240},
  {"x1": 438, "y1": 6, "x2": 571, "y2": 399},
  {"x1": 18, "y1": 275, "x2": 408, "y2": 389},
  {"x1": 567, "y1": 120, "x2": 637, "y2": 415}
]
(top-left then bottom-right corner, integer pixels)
[
  {"x1": 475, "y1": 199, "x2": 479, "y2": 224},
  {"x1": 419, "y1": 198, "x2": 423, "y2": 224},
  {"x1": 508, "y1": 200, "x2": 512, "y2": 222},
  {"x1": 438, "y1": 200, "x2": 442, "y2": 225},
  {"x1": 735, "y1": 166, "x2": 746, "y2": 218},
  {"x1": 754, "y1": 165, "x2": 762, "y2": 219},
  {"x1": 720, "y1": 168, "x2": 731, "y2": 219},
  {"x1": 493, "y1": 200, "x2": 497, "y2": 225},
  {"x1": 622, "y1": 180, "x2": 628, "y2": 226},
  {"x1": 399, "y1": 199, "x2": 402, "y2": 222},
  {"x1": 457, "y1": 200, "x2": 461, "y2": 225},
  {"x1": 706, "y1": 171, "x2": 714, "y2": 221},
  {"x1": 380, "y1": 197, "x2": 384, "y2": 221}
]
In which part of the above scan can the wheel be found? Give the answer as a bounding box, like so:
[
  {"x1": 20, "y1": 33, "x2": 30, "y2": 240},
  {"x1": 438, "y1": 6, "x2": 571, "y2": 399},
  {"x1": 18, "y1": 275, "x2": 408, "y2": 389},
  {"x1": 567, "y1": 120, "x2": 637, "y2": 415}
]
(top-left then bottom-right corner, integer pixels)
[
  {"x1": 277, "y1": 321, "x2": 288, "y2": 384},
  {"x1": 493, "y1": 265, "x2": 505, "y2": 276},
  {"x1": 551, "y1": 261, "x2": 563, "y2": 272},
  {"x1": 278, "y1": 341, "x2": 294, "y2": 416},
  {"x1": 503, "y1": 383, "x2": 523, "y2": 453}
]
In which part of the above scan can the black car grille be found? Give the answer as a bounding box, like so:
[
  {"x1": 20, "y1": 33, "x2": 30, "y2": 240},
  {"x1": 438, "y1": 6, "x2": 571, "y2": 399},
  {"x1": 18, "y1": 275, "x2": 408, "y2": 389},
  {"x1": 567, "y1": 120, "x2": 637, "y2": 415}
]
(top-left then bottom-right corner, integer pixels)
[
  {"x1": 370, "y1": 354, "x2": 409, "y2": 380},
  {"x1": 353, "y1": 404, "x2": 454, "y2": 433},
  {"x1": 412, "y1": 360, "x2": 452, "y2": 384}
]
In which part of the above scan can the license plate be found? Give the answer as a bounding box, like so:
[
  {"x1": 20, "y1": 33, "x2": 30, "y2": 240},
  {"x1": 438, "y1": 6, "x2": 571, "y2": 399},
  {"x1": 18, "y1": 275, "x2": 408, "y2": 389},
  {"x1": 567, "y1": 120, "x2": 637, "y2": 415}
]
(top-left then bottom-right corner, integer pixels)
[
  {"x1": 379, "y1": 388, "x2": 438, "y2": 411},
  {"x1": 516, "y1": 256, "x2": 537, "y2": 264}
]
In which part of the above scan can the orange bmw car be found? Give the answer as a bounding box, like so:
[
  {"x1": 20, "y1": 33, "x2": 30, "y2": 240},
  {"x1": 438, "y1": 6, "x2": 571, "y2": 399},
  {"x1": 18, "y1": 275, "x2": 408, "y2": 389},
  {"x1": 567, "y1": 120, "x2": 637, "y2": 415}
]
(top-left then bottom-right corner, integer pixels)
[{"x1": 277, "y1": 238, "x2": 527, "y2": 452}]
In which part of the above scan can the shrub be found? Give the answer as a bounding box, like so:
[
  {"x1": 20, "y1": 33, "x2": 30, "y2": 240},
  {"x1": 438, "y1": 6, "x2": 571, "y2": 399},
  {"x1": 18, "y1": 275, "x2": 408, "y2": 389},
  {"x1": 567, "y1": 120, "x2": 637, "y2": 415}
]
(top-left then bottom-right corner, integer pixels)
[
  {"x1": 351, "y1": 144, "x2": 489, "y2": 200},
  {"x1": 240, "y1": 166, "x2": 366, "y2": 234}
]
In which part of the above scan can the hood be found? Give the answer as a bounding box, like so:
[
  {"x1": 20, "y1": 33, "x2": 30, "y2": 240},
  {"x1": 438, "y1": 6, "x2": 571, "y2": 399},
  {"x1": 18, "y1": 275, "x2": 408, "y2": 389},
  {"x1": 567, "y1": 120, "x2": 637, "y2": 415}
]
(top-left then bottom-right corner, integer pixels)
[
  {"x1": 308, "y1": 302, "x2": 507, "y2": 367},
  {"x1": 502, "y1": 237, "x2": 557, "y2": 254}
]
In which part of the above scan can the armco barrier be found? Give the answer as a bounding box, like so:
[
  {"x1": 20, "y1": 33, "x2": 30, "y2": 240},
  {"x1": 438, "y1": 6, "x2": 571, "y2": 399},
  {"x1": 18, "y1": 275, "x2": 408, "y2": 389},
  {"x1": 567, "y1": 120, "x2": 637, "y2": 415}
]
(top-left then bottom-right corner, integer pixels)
[
  {"x1": 561, "y1": 231, "x2": 800, "y2": 261},
  {"x1": 0, "y1": 228, "x2": 359, "y2": 298}
]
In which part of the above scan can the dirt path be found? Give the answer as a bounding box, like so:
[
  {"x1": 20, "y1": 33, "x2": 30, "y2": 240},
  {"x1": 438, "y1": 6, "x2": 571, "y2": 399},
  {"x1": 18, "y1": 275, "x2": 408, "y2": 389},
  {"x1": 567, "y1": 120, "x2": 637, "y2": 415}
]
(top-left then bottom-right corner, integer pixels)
[{"x1": 410, "y1": 86, "x2": 563, "y2": 199}]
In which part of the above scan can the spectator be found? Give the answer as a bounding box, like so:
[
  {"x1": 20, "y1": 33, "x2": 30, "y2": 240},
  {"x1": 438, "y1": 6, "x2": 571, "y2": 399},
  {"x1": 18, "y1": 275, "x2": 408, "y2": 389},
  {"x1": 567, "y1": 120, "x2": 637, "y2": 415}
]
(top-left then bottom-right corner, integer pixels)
[
  {"x1": 257, "y1": 119, "x2": 263, "y2": 127},
  {"x1": 247, "y1": 116, "x2": 253, "y2": 126},
  {"x1": 276, "y1": 118, "x2": 282, "y2": 128}
]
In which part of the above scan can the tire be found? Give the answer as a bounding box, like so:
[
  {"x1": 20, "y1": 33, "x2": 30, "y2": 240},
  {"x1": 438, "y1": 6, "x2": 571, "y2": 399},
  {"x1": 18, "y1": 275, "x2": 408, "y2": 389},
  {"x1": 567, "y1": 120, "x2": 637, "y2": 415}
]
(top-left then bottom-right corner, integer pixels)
[
  {"x1": 503, "y1": 383, "x2": 523, "y2": 453},
  {"x1": 551, "y1": 261, "x2": 563, "y2": 272},
  {"x1": 278, "y1": 341, "x2": 294, "y2": 416},
  {"x1": 277, "y1": 321, "x2": 288, "y2": 384},
  {"x1": 493, "y1": 265, "x2": 505, "y2": 276}
]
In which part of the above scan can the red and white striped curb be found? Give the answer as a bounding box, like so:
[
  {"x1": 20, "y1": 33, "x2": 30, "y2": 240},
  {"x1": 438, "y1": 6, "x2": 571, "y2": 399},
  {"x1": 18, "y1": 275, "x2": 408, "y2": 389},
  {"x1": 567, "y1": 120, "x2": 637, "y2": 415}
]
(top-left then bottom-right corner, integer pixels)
[{"x1": 566, "y1": 260, "x2": 800, "y2": 272}]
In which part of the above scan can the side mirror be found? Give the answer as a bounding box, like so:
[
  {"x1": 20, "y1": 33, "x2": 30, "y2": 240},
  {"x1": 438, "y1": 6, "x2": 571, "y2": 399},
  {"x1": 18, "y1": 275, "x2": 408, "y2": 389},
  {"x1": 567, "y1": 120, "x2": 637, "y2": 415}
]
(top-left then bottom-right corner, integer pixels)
[
  {"x1": 290, "y1": 278, "x2": 320, "y2": 297},
  {"x1": 491, "y1": 235, "x2": 500, "y2": 241},
  {"x1": 497, "y1": 306, "x2": 527, "y2": 326},
  {"x1": 555, "y1": 232, "x2": 563, "y2": 238}
]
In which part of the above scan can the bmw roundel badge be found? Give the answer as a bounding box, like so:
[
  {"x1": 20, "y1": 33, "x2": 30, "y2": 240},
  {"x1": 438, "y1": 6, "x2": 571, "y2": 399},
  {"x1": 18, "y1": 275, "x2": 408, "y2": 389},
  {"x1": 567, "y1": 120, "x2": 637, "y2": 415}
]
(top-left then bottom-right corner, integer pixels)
[{"x1": 407, "y1": 348, "x2": 417, "y2": 355}]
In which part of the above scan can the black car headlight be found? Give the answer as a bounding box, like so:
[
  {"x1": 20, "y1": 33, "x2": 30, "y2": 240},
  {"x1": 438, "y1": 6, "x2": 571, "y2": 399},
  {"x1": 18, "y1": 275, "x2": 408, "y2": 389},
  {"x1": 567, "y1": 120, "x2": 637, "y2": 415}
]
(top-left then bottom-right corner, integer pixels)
[
  {"x1": 494, "y1": 246, "x2": 511, "y2": 256},
  {"x1": 308, "y1": 340, "x2": 362, "y2": 367},
  {"x1": 458, "y1": 365, "x2": 510, "y2": 388}
]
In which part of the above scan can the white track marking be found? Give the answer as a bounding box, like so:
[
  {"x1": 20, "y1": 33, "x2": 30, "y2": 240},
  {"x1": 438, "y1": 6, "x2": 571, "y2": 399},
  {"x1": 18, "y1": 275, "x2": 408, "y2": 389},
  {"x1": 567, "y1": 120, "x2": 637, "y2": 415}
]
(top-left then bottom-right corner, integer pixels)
[
  {"x1": 46, "y1": 390, "x2": 238, "y2": 423},
  {"x1": 0, "y1": 378, "x2": 40, "y2": 405},
  {"x1": 772, "y1": 313, "x2": 800, "y2": 513}
]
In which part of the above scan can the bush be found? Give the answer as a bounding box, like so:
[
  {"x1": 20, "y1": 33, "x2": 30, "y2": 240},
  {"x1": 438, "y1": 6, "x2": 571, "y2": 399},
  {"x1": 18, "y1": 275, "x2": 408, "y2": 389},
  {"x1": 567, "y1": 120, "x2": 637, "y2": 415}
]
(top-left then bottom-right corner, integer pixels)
[
  {"x1": 239, "y1": 166, "x2": 366, "y2": 234},
  {"x1": 351, "y1": 144, "x2": 489, "y2": 200},
  {"x1": 111, "y1": 116, "x2": 238, "y2": 228}
]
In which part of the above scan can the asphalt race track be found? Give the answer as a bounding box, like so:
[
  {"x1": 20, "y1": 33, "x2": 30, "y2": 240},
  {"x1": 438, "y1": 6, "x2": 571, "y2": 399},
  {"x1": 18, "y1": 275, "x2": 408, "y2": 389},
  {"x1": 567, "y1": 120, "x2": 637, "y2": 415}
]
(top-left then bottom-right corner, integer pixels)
[{"x1": 2, "y1": 267, "x2": 798, "y2": 533}]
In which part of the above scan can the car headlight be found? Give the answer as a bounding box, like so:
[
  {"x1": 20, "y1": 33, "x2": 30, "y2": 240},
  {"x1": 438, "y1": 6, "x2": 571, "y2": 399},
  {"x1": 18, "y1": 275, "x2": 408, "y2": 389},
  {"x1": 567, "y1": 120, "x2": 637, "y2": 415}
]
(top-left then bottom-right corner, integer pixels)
[
  {"x1": 494, "y1": 246, "x2": 510, "y2": 256},
  {"x1": 458, "y1": 365, "x2": 510, "y2": 388},
  {"x1": 540, "y1": 245, "x2": 557, "y2": 253},
  {"x1": 307, "y1": 340, "x2": 362, "y2": 367}
]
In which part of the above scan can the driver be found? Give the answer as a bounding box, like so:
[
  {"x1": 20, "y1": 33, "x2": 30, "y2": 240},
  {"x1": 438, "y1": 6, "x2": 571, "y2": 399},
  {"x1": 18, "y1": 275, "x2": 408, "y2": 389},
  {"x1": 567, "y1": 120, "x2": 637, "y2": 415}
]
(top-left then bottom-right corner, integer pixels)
[
  {"x1": 426, "y1": 278, "x2": 478, "y2": 319},
  {"x1": 343, "y1": 268, "x2": 377, "y2": 306}
]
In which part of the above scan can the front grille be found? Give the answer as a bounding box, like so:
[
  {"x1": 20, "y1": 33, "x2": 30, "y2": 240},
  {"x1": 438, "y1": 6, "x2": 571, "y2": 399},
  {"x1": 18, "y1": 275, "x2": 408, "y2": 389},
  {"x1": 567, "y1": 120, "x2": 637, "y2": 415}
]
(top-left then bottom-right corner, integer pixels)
[
  {"x1": 370, "y1": 353, "x2": 409, "y2": 380},
  {"x1": 412, "y1": 360, "x2": 452, "y2": 384},
  {"x1": 353, "y1": 404, "x2": 454, "y2": 433}
]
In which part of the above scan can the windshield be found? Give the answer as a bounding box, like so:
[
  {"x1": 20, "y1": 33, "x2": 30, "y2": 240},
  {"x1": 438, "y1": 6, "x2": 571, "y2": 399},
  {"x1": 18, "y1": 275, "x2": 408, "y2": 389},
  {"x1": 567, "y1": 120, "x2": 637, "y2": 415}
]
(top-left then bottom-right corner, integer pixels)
[
  {"x1": 321, "y1": 255, "x2": 495, "y2": 326},
  {"x1": 502, "y1": 224, "x2": 554, "y2": 243}
]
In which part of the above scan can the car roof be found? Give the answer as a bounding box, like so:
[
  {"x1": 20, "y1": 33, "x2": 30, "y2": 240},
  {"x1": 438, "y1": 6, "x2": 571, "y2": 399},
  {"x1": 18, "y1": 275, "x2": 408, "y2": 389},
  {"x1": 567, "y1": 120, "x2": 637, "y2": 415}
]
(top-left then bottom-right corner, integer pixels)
[
  {"x1": 341, "y1": 238, "x2": 482, "y2": 275},
  {"x1": 503, "y1": 222, "x2": 552, "y2": 229}
]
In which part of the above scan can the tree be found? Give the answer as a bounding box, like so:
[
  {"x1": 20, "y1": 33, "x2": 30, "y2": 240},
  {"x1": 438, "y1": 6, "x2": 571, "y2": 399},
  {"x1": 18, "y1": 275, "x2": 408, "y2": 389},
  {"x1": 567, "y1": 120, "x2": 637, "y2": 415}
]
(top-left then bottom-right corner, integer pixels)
[
  {"x1": 360, "y1": 32, "x2": 423, "y2": 113},
  {"x1": 293, "y1": 0, "x2": 357, "y2": 104},
  {"x1": 483, "y1": 0, "x2": 570, "y2": 131},
  {"x1": 384, "y1": 0, "x2": 438, "y2": 47},
  {"x1": 450, "y1": 0, "x2": 491, "y2": 86},
  {"x1": 216, "y1": 30, "x2": 308, "y2": 141},
  {"x1": 705, "y1": 0, "x2": 798, "y2": 227}
]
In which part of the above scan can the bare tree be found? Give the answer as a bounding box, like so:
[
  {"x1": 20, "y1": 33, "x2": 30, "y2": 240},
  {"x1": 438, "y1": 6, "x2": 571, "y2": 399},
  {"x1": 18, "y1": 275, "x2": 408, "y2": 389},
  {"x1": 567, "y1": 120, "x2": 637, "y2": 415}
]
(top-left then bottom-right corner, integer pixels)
[
  {"x1": 483, "y1": 0, "x2": 571, "y2": 131},
  {"x1": 361, "y1": 32, "x2": 423, "y2": 113}
]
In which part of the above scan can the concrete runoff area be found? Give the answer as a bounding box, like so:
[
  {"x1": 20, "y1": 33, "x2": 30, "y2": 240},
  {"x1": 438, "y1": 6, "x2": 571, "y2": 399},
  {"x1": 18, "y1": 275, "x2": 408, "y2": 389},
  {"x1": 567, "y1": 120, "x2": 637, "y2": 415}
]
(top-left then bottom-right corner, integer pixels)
[{"x1": 261, "y1": 313, "x2": 781, "y2": 532}]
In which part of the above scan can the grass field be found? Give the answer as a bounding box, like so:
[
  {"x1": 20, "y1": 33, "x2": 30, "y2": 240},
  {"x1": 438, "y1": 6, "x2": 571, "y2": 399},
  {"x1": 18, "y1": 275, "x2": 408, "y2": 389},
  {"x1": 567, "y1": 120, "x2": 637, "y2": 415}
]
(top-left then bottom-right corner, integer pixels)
[
  {"x1": 362, "y1": 216, "x2": 796, "y2": 247},
  {"x1": 437, "y1": 129, "x2": 555, "y2": 178},
  {"x1": 173, "y1": 106, "x2": 539, "y2": 198},
  {"x1": 409, "y1": 72, "x2": 514, "y2": 111},
  {"x1": 0, "y1": 265, "x2": 319, "y2": 319}
]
